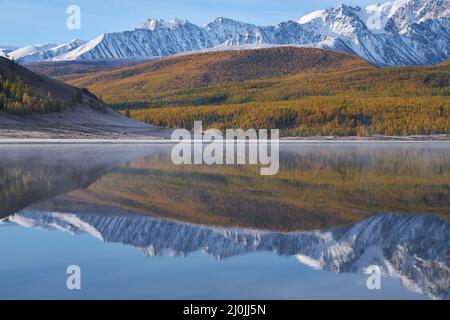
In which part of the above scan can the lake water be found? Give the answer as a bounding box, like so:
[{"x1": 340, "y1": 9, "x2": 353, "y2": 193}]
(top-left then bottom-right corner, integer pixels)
[{"x1": 0, "y1": 142, "x2": 449, "y2": 300}]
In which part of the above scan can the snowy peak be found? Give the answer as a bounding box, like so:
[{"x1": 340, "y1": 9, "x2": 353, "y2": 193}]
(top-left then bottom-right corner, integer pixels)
[
  {"x1": 59, "y1": 38, "x2": 86, "y2": 48},
  {"x1": 298, "y1": 0, "x2": 449, "y2": 34},
  {"x1": 140, "y1": 19, "x2": 168, "y2": 31},
  {"x1": 385, "y1": 0, "x2": 450, "y2": 34},
  {"x1": 50, "y1": 39, "x2": 87, "y2": 54},
  {"x1": 53, "y1": 34, "x2": 105, "y2": 61},
  {"x1": 140, "y1": 18, "x2": 190, "y2": 30},
  {"x1": 360, "y1": 0, "x2": 411, "y2": 33},
  {"x1": 0, "y1": 45, "x2": 18, "y2": 58},
  {"x1": 9, "y1": 0, "x2": 450, "y2": 66},
  {"x1": 232, "y1": 20, "x2": 324, "y2": 46},
  {"x1": 299, "y1": 4, "x2": 371, "y2": 37},
  {"x1": 296, "y1": 0, "x2": 450, "y2": 65},
  {"x1": 298, "y1": 9, "x2": 328, "y2": 24},
  {"x1": 205, "y1": 17, "x2": 256, "y2": 32},
  {"x1": 205, "y1": 17, "x2": 257, "y2": 44},
  {"x1": 0, "y1": 50, "x2": 9, "y2": 58},
  {"x1": 9, "y1": 43, "x2": 57, "y2": 60},
  {"x1": 8, "y1": 40, "x2": 87, "y2": 63}
]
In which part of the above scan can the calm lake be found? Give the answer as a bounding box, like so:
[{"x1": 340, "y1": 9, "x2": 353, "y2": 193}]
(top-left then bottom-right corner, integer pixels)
[{"x1": 0, "y1": 142, "x2": 449, "y2": 299}]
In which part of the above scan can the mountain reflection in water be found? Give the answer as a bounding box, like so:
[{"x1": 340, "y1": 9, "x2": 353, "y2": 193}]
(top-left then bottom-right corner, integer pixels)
[
  {"x1": 0, "y1": 143, "x2": 449, "y2": 299},
  {"x1": 2, "y1": 210, "x2": 449, "y2": 299}
]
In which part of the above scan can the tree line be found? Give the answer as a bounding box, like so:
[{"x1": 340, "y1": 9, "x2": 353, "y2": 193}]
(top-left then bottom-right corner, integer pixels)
[
  {"x1": 0, "y1": 75, "x2": 83, "y2": 115},
  {"x1": 128, "y1": 97, "x2": 449, "y2": 137}
]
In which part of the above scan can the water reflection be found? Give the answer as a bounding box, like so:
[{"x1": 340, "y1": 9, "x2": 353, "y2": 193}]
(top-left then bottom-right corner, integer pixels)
[
  {"x1": 9, "y1": 142, "x2": 449, "y2": 230},
  {"x1": 2, "y1": 210, "x2": 449, "y2": 299},
  {"x1": 0, "y1": 143, "x2": 449, "y2": 299},
  {"x1": 0, "y1": 144, "x2": 166, "y2": 219}
]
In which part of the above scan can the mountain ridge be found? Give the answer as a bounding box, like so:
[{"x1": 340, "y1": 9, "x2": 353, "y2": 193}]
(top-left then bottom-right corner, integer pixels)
[{"x1": 4, "y1": 0, "x2": 450, "y2": 66}]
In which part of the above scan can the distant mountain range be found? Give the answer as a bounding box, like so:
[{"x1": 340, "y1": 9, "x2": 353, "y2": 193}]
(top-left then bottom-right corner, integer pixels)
[
  {"x1": 4, "y1": 0, "x2": 450, "y2": 66},
  {"x1": 3, "y1": 211, "x2": 449, "y2": 299},
  {"x1": 0, "y1": 45, "x2": 18, "y2": 58},
  {"x1": 7, "y1": 39, "x2": 86, "y2": 64}
]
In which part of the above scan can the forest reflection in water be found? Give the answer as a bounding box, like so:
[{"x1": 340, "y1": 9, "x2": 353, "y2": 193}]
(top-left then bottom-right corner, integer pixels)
[{"x1": 1, "y1": 142, "x2": 449, "y2": 230}]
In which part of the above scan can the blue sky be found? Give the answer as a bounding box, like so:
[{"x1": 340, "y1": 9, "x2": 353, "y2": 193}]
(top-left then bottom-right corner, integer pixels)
[{"x1": 0, "y1": 0, "x2": 386, "y2": 47}]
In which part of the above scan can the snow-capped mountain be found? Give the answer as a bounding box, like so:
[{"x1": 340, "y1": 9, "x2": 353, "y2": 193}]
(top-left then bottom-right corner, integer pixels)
[
  {"x1": 3, "y1": 211, "x2": 449, "y2": 299},
  {"x1": 8, "y1": 44, "x2": 56, "y2": 62},
  {"x1": 140, "y1": 18, "x2": 191, "y2": 31},
  {"x1": 204, "y1": 17, "x2": 258, "y2": 44},
  {"x1": 384, "y1": 0, "x2": 450, "y2": 34},
  {"x1": 297, "y1": 0, "x2": 450, "y2": 65},
  {"x1": 5, "y1": 0, "x2": 450, "y2": 66},
  {"x1": 48, "y1": 17, "x2": 327, "y2": 62},
  {"x1": 8, "y1": 39, "x2": 86, "y2": 63},
  {"x1": 0, "y1": 45, "x2": 18, "y2": 58},
  {"x1": 218, "y1": 20, "x2": 324, "y2": 47}
]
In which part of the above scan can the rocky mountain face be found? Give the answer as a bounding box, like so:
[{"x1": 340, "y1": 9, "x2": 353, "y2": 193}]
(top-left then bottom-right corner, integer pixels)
[
  {"x1": 5, "y1": 0, "x2": 450, "y2": 66},
  {"x1": 3, "y1": 211, "x2": 449, "y2": 299}
]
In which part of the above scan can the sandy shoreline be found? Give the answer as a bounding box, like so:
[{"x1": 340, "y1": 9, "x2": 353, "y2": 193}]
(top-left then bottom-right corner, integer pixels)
[
  {"x1": 0, "y1": 136, "x2": 449, "y2": 144},
  {"x1": 2, "y1": 108, "x2": 448, "y2": 143},
  {"x1": 0, "y1": 106, "x2": 174, "y2": 140}
]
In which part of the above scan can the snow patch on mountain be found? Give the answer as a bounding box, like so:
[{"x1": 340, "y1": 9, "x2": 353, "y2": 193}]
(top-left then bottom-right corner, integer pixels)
[
  {"x1": 297, "y1": 0, "x2": 450, "y2": 65},
  {"x1": 140, "y1": 18, "x2": 189, "y2": 31},
  {"x1": 53, "y1": 35, "x2": 105, "y2": 61},
  {"x1": 355, "y1": 0, "x2": 411, "y2": 33},
  {"x1": 0, "y1": 45, "x2": 18, "y2": 58},
  {"x1": 8, "y1": 39, "x2": 86, "y2": 63},
  {"x1": 3, "y1": 210, "x2": 449, "y2": 299},
  {"x1": 298, "y1": 10, "x2": 328, "y2": 24},
  {"x1": 9, "y1": 44, "x2": 56, "y2": 62},
  {"x1": 385, "y1": 0, "x2": 450, "y2": 34}
]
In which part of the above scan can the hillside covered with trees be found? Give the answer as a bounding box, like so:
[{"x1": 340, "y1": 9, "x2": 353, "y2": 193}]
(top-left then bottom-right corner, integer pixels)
[
  {"x1": 0, "y1": 57, "x2": 93, "y2": 116},
  {"x1": 0, "y1": 74, "x2": 85, "y2": 115},
  {"x1": 65, "y1": 47, "x2": 450, "y2": 137}
]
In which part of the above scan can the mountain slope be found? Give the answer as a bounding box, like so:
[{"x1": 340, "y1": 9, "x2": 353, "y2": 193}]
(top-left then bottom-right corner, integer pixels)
[
  {"x1": 8, "y1": 40, "x2": 86, "y2": 64},
  {"x1": 0, "y1": 56, "x2": 83, "y2": 114},
  {"x1": 67, "y1": 47, "x2": 373, "y2": 91},
  {"x1": 56, "y1": 20, "x2": 216, "y2": 61},
  {"x1": 0, "y1": 45, "x2": 18, "y2": 58},
  {"x1": 0, "y1": 57, "x2": 172, "y2": 138},
  {"x1": 62, "y1": 46, "x2": 449, "y2": 136},
  {"x1": 297, "y1": 1, "x2": 450, "y2": 66}
]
